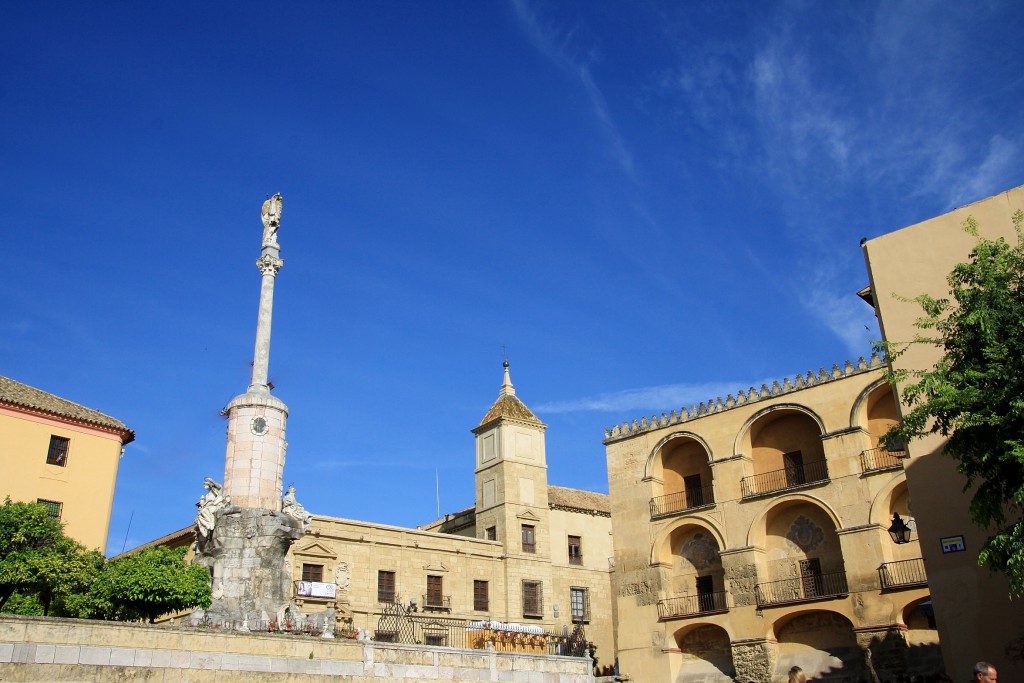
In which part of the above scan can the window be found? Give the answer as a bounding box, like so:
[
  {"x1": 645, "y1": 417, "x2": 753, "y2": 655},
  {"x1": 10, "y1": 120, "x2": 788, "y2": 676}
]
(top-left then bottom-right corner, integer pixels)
[
  {"x1": 799, "y1": 558, "x2": 823, "y2": 598},
  {"x1": 426, "y1": 575, "x2": 444, "y2": 608},
  {"x1": 424, "y1": 632, "x2": 447, "y2": 646},
  {"x1": 570, "y1": 586, "x2": 590, "y2": 622},
  {"x1": 301, "y1": 563, "x2": 323, "y2": 582},
  {"x1": 696, "y1": 575, "x2": 715, "y2": 612},
  {"x1": 568, "y1": 535, "x2": 582, "y2": 565},
  {"x1": 377, "y1": 570, "x2": 396, "y2": 603},
  {"x1": 522, "y1": 580, "x2": 543, "y2": 618},
  {"x1": 46, "y1": 435, "x2": 70, "y2": 467},
  {"x1": 37, "y1": 499, "x2": 62, "y2": 519},
  {"x1": 485, "y1": 526, "x2": 496, "y2": 541},
  {"x1": 474, "y1": 580, "x2": 489, "y2": 612},
  {"x1": 784, "y1": 450, "x2": 806, "y2": 487},
  {"x1": 684, "y1": 474, "x2": 704, "y2": 507},
  {"x1": 521, "y1": 524, "x2": 536, "y2": 553}
]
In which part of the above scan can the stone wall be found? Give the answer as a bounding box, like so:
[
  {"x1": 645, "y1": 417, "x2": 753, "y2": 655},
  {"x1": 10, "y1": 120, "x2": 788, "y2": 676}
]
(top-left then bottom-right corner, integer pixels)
[{"x1": 0, "y1": 615, "x2": 593, "y2": 683}]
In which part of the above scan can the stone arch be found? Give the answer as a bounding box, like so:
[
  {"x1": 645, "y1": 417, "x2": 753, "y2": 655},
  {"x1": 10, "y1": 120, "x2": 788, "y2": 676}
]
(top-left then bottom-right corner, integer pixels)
[
  {"x1": 867, "y1": 475, "x2": 912, "y2": 528},
  {"x1": 671, "y1": 623, "x2": 735, "y2": 683},
  {"x1": 746, "y1": 493, "x2": 842, "y2": 549},
  {"x1": 651, "y1": 515, "x2": 727, "y2": 567},
  {"x1": 733, "y1": 403, "x2": 827, "y2": 458},
  {"x1": 645, "y1": 431, "x2": 714, "y2": 480},
  {"x1": 773, "y1": 609, "x2": 861, "y2": 681},
  {"x1": 849, "y1": 378, "x2": 898, "y2": 439}
]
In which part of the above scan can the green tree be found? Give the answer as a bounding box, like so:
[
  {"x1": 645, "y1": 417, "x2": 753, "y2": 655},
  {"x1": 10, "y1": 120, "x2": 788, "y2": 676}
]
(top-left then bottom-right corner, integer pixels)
[
  {"x1": 81, "y1": 545, "x2": 211, "y2": 623},
  {"x1": 0, "y1": 498, "x2": 99, "y2": 615},
  {"x1": 883, "y1": 210, "x2": 1024, "y2": 598}
]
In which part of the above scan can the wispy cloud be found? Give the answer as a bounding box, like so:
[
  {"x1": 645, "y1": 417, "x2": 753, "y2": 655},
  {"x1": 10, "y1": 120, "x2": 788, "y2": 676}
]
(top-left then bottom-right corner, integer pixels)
[
  {"x1": 536, "y1": 379, "x2": 775, "y2": 415},
  {"x1": 511, "y1": 0, "x2": 635, "y2": 178},
  {"x1": 947, "y1": 135, "x2": 1020, "y2": 210}
]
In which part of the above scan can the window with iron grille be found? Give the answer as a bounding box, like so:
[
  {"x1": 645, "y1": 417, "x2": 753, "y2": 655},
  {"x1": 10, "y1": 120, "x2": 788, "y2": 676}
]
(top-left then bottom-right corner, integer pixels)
[
  {"x1": 46, "y1": 435, "x2": 70, "y2": 467},
  {"x1": 301, "y1": 563, "x2": 323, "y2": 582},
  {"x1": 522, "y1": 580, "x2": 543, "y2": 618},
  {"x1": 426, "y1": 575, "x2": 443, "y2": 607},
  {"x1": 485, "y1": 526, "x2": 496, "y2": 541},
  {"x1": 377, "y1": 570, "x2": 396, "y2": 603},
  {"x1": 37, "y1": 499, "x2": 62, "y2": 519},
  {"x1": 474, "y1": 580, "x2": 489, "y2": 611},
  {"x1": 570, "y1": 586, "x2": 589, "y2": 622},
  {"x1": 521, "y1": 524, "x2": 536, "y2": 553},
  {"x1": 424, "y1": 632, "x2": 447, "y2": 646},
  {"x1": 568, "y1": 535, "x2": 582, "y2": 565}
]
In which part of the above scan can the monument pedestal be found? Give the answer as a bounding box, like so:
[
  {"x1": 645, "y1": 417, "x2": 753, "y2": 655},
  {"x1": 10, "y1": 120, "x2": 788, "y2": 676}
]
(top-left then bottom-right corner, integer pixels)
[{"x1": 194, "y1": 506, "x2": 303, "y2": 628}]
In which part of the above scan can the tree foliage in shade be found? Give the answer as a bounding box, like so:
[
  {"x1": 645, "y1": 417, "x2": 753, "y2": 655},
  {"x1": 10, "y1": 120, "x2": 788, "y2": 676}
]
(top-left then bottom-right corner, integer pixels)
[
  {"x1": 79, "y1": 545, "x2": 211, "y2": 623},
  {"x1": 882, "y1": 210, "x2": 1024, "y2": 598},
  {"x1": 0, "y1": 498, "x2": 100, "y2": 615}
]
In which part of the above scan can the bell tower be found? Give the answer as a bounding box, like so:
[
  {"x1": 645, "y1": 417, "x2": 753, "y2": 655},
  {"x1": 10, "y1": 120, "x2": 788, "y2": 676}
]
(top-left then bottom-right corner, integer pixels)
[{"x1": 472, "y1": 361, "x2": 551, "y2": 558}]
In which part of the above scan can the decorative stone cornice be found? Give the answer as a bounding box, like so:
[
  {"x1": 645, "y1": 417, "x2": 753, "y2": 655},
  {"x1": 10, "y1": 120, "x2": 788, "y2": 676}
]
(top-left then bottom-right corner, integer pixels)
[
  {"x1": 256, "y1": 253, "x2": 284, "y2": 276},
  {"x1": 603, "y1": 354, "x2": 885, "y2": 443}
]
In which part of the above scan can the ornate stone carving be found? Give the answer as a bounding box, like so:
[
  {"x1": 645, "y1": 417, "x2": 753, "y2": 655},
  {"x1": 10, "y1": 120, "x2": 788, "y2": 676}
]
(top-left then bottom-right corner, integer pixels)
[
  {"x1": 261, "y1": 193, "x2": 282, "y2": 245},
  {"x1": 335, "y1": 561, "x2": 351, "y2": 593},
  {"x1": 786, "y1": 515, "x2": 825, "y2": 553},
  {"x1": 682, "y1": 532, "x2": 720, "y2": 571},
  {"x1": 195, "y1": 477, "x2": 233, "y2": 539},
  {"x1": 282, "y1": 484, "x2": 312, "y2": 533},
  {"x1": 256, "y1": 253, "x2": 283, "y2": 276}
]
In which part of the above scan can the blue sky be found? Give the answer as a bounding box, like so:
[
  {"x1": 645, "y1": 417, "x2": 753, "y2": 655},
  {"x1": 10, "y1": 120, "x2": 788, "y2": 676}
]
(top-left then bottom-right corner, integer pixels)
[{"x1": 3, "y1": 2, "x2": 1022, "y2": 556}]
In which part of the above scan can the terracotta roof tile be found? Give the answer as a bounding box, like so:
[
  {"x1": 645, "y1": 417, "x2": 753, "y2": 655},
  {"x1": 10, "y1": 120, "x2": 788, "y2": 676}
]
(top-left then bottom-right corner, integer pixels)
[
  {"x1": 547, "y1": 485, "x2": 610, "y2": 515},
  {"x1": 476, "y1": 394, "x2": 543, "y2": 428},
  {"x1": 0, "y1": 375, "x2": 134, "y2": 442}
]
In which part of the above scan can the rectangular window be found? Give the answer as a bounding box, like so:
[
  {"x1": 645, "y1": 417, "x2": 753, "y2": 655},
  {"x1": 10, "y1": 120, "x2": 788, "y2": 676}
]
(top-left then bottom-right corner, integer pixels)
[
  {"x1": 377, "y1": 570, "x2": 396, "y2": 603},
  {"x1": 696, "y1": 575, "x2": 715, "y2": 612},
  {"x1": 799, "y1": 558, "x2": 823, "y2": 598},
  {"x1": 474, "y1": 580, "x2": 489, "y2": 612},
  {"x1": 37, "y1": 499, "x2": 62, "y2": 519},
  {"x1": 522, "y1": 580, "x2": 543, "y2": 618},
  {"x1": 570, "y1": 586, "x2": 589, "y2": 622},
  {"x1": 521, "y1": 524, "x2": 536, "y2": 553},
  {"x1": 424, "y1": 632, "x2": 447, "y2": 646},
  {"x1": 485, "y1": 526, "x2": 497, "y2": 541},
  {"x1": 684, "y1": 473, "x2": 704, "y2": 507},
  {"x1": 568, "y1": 535, "x2": 582, "y2": 565},
  {"x1": 426, "y1": 574, "x2": 444, "y2": 608},
  {"x1": 301, "y1": 563, "x2": 323, "y2": 582},
  {"x1": 46, "y1": 435, "x2": 70, "y2": 467}
]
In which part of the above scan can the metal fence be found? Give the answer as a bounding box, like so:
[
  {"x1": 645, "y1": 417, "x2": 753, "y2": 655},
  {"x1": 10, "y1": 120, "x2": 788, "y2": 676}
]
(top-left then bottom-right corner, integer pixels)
[
  {"x1": 657, "y1": 591, "x2": 729, "y2": 620},
  {"x1": 373, "y1": 598, "x2": 590, "y2": 657},
  {"x1": 755, "y1": 570, "x2": 849, "y2": 607},
  {"x1": 741, "y1": 459, "x2": 829, "y2": 498},
  {"x1": 860, "y1": 447, "x2": 908, "y2": 472},
  {"x1": 879, "y1": 558, "x2": 927, "y2": 589},
  {"x1": 649, "y1": 484, "x2": 716, "y2": 518}
]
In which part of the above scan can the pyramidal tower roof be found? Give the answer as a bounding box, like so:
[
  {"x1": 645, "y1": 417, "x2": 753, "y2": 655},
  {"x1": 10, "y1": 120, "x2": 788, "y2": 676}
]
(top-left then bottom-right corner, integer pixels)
[{"x1": 475, "y1": 361, "x2": 545, "y2": 431}]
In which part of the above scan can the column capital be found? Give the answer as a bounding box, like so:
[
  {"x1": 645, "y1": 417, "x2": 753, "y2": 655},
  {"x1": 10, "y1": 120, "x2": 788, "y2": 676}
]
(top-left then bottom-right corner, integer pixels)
[{"x1": 256, "y1": 253, "x2": 284, "y2": 276}]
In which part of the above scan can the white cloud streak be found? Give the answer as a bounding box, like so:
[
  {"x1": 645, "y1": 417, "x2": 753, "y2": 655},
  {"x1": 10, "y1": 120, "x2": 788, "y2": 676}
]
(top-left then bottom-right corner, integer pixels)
[{"x1": 536, "y1": 379, "x2": 776, "y2": 415}]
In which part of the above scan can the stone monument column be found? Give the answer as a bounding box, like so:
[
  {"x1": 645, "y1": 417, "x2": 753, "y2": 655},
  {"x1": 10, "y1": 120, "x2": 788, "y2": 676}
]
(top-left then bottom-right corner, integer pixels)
[{"x1": 222, "y1": 193, "x2": 288, "y2": 510}]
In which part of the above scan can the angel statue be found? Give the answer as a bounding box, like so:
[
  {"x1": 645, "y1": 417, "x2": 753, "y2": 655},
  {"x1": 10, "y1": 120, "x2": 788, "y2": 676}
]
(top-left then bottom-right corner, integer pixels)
[
  {"x1": 261, "y1": 193, "x2": 283, "y2": 245},
  {"x1": 195, "y1": 477, "x2": 230, "y2": 539},
  {"x1": 282, "y1": 484, "x2": 313, "y2": 533}
]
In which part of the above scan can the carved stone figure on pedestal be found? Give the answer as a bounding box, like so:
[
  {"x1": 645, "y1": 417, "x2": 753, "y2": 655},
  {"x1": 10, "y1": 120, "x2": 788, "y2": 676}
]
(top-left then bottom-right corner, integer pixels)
[
  {"x1": 261, "y1": 193, "x2": 282, "y2": 246},
  {"x1": 195, "y1": 477, "x2": 232, "y2": 540},
  {"x1": 282, "y1": 484, "x2": 313, "y2": 533}
]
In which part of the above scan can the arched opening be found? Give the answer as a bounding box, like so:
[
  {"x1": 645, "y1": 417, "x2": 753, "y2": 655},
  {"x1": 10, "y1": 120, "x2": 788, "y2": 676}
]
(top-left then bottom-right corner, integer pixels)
[
  {"x1": 650, "y1": 435, "x2": 714, "y2": 517},
  {"x1": 902, "y1": 596, "x2": 938, "y2": 647},
  {"x1": 774, "y1": 610, "x2": 860, "y2": 681},
  {"x1": 757, "y1": 500, "x2": 846, "y2": 606},
  {"x1": 861, "y1": 383, "x2": 907, "y2": 471},
  {"x1": 672, "y1": 623, "x2": 735, "y2": 683},
  {"x1": 659, "y1": 524, "x2": 727, "y2": 619},
  {"x1": 744, "y1": 409, "x2": 827, "y2": 497}
]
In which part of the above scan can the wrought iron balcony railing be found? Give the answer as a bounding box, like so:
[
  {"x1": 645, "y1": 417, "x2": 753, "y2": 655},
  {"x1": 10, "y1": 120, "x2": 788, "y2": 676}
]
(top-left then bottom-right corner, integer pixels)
[
  {"x1": 422, "y1": 594, "x2": 452, "y2": 612},
  {"x1": 650, "y1": 484, "x2": 716, "y2": 518},
  {"x1": 755, "y1": 570, "x2": 849, "y2": 607},
  {"x1": 657, "y1": 591, "x2": 729, "y2": 620},
  {"x1": 741, "y1": 460, "x2": 829, "y2": 498},
  {"x1": 861, "y1": 447, "x2": 909, "y2": 472},
  {"x1": 879, "y1": 558, "x2": 928, "y2": 590}
]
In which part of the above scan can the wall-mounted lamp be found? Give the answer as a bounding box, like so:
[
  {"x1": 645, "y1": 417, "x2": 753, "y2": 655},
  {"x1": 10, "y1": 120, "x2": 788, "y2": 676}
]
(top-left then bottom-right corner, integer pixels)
[{"x1": 888, "y1": 512, "x2": 913, "y2": 544}]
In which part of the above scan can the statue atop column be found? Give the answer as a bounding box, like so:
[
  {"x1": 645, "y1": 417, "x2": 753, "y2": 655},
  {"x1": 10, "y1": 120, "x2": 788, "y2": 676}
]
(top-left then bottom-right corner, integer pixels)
[{"x1": 261, "y1": 193, "x2": 282, "y2": 246}]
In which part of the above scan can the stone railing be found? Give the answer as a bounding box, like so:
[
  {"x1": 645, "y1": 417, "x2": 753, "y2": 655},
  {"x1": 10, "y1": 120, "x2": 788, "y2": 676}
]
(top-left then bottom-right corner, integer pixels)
[{"x1": 604, "y1": 355, "x2": 884, "y2": 442}]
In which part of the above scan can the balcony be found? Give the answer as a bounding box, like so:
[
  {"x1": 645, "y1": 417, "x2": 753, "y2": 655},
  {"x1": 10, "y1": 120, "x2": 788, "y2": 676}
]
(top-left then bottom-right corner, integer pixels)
[
  {"x1": 650, "y1": 484, "x2": 716, "y2": 518},
  {"x1": 861, "y1": 447, "x2": 908, "y2": 473},
  {"x1": 879, "y1": 558, "x2": 927, "y2": 590},
  {"x1": 422, "y1": 594, "x2": 452, "y2": 612},
  {"x1": 755, "y1": 570, "x2": 849, "y2": 607},
  {"x1": 741, "y1": 460, "x2": 829, "y2": 498},
  {"x1": 657, "y1": 591, "x2": 729, "y2": 620}
]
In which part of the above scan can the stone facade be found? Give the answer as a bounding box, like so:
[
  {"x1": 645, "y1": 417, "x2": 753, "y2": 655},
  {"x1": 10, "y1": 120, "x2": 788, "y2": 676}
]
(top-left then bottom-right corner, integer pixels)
[{"x1": 604, "y1": 358, "x2": 939, "y2": 683}]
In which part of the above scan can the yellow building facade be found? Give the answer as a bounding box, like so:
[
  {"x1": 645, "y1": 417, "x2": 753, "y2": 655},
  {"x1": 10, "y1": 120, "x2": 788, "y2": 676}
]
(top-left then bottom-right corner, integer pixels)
[
  {"x1": 0, "y1": 375, "x2": 135, "y2": 552},
  {"x1": 862, "y1": 184, "x2": 1024, "y2": 680},
  {"x1": 604, "y1": 358, "x2": 938, "y2": 683}
]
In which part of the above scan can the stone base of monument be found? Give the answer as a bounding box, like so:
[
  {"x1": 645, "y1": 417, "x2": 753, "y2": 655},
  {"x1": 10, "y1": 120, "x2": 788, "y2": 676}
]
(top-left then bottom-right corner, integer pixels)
[{"x1": 192, "y1": 506, "x2": 332, "y2": 632}]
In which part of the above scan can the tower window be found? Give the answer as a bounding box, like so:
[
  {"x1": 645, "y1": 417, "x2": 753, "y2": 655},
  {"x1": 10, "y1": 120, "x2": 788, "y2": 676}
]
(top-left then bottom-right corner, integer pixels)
[
  {"x1": 474, "y1": 580, "x2": 489, "y2": 611},
  {"x1": 46, "y1": 436, "x2": 70, "y2": 466},
  {"x1": 568, "y1": 535, "x2": 582, "y2": 565},
  {"x1": 521, "y1": 524, "x2": 536, "y2": 553},
  {"x1": 485, "y1": 526, "x2": 496, "y2": 541}
]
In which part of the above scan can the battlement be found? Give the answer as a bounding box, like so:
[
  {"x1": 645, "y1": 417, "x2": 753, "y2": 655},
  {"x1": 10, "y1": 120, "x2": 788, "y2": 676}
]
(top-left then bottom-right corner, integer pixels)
[{"x1": 603, "y1": 354, "x2": 885, "y2": 443}]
